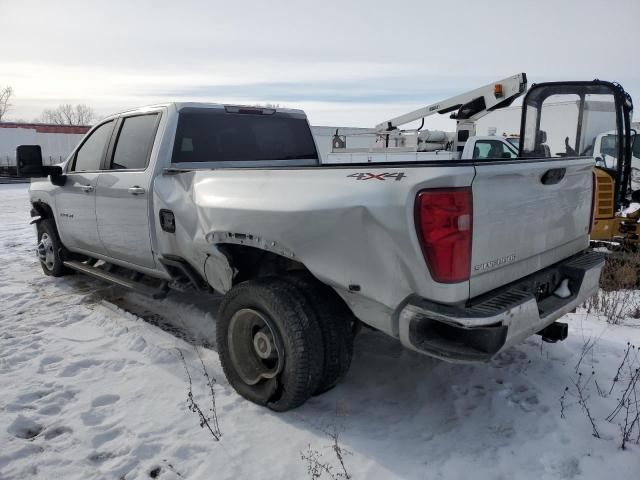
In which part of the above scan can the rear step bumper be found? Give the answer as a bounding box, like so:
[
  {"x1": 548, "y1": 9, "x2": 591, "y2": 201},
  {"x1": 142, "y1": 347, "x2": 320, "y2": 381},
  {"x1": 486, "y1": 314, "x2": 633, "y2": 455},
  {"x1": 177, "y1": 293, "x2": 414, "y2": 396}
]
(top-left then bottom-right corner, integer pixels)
[
  {"x1": 63, "y1": 260, "x2": 168, "y2": 299},
  {"x1": 397, "y1": 251, "x2": 605, "y2": 363}
]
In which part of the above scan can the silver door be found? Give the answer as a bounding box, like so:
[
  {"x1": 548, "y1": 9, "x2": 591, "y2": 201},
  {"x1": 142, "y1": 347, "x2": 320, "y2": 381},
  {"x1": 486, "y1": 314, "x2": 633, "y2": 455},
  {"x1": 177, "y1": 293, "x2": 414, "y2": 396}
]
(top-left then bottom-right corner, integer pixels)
[
  {"x1": 95, "y1": 113, "x2": 160, "y2": 269},
  {"x1": 55, "y1": 173, "x2": 101, "y2": 252},
  {"x1": 95, "y1": 170, "x2": 155, "y2": 268},
  {"x1": 54, "y1": 120, "x2": 115, "y2": 254}
]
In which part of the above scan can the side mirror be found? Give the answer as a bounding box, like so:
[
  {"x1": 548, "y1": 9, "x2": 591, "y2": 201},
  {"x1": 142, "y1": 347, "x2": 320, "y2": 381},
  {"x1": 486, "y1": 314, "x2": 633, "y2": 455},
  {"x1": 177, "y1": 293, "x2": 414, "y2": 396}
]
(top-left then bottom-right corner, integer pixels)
[
  {"x1": 16, "y1": 145, "x2": 45, "y2": 177},
  {"x1": 16, "y1": 145, "x2": 65, "y2": 183},
  {"x1": 502, "y1": 152, "x2": 512, "y2": 159}
]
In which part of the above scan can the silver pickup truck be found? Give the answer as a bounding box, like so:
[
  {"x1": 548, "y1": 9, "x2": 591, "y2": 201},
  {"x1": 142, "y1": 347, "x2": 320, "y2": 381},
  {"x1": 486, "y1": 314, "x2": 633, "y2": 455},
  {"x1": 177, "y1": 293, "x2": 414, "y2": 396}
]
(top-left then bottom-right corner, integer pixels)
[{"x1": 17, "y1": 80, "x2": 634, "y2": 411}]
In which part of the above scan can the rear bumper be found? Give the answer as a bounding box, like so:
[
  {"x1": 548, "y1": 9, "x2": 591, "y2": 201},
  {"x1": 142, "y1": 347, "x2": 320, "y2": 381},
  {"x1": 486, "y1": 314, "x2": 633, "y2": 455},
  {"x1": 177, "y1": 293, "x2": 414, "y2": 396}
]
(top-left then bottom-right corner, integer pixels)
[{"x1": 398, "y1": 251, "x2": 605, "y2": 362}]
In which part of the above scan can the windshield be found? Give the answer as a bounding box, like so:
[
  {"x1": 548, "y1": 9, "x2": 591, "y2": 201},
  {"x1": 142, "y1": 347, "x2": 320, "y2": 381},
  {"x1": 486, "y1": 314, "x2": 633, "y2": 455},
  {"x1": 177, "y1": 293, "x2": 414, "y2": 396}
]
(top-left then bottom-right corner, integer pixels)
[{"x1": 171, "y1": 108, "x2": 319, "y2": 165}]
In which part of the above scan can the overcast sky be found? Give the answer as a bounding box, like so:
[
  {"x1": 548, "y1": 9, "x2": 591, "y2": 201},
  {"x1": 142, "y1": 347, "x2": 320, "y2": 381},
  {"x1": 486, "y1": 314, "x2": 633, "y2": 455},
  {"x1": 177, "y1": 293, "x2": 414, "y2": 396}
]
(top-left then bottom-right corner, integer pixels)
[{"x1": 1, "y1": 0, "x2": 638, "y2": 128}]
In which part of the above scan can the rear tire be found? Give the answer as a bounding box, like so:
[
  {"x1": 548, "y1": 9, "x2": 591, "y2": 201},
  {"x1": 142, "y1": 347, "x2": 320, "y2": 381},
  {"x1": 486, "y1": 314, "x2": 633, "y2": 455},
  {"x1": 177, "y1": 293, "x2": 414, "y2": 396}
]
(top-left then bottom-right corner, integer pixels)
[
  {"x1": 216, "y1": 278, "x2": 324, "y2": 411},
  {"x1": 283, "y1": 271, "x2": 354, "y2": 395},
  {"x1": 36, "y1": 219, "x2": 71, "y2": 277}
]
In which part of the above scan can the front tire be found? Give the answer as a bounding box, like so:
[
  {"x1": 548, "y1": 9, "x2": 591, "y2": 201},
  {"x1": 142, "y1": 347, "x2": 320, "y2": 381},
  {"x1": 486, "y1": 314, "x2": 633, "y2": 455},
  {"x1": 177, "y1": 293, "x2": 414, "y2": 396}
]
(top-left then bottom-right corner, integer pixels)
[
  {"x1": 216, "y1": 278, "x2": 324, "y2": 411},
  {"x1": 36, "y1": 219, "x2": 71, "y2": 277}
]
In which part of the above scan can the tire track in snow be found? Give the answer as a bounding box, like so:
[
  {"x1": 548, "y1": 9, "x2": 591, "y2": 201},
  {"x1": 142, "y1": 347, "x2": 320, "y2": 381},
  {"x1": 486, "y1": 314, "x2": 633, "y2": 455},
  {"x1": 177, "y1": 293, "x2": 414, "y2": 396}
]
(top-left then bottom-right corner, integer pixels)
[{"x1": 99, "y1": 290, "x2": 220, "y2": 350}]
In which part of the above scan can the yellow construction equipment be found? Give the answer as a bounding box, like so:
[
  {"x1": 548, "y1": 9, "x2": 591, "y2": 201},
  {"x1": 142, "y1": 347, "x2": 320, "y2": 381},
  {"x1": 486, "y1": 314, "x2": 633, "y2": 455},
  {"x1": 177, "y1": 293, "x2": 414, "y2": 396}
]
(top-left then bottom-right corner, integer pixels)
[{"x1": 591, "y1": 160, "x2": 639, "y2": 247}]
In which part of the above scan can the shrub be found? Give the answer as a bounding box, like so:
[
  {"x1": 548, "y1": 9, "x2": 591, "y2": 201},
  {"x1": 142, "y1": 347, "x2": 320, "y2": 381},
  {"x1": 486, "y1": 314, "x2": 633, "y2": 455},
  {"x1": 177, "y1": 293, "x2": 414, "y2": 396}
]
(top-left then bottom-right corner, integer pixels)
[{"x1": 585, "y1": 250, "x2": 640, "y2": 324}]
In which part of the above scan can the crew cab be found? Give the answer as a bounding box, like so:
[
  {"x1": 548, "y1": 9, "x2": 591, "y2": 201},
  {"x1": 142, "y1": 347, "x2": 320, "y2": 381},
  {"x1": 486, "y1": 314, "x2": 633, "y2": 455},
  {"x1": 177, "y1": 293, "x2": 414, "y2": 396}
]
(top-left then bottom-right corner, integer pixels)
[{"x1": 16, "y1": 80, "x2": 633, "y2": 411}]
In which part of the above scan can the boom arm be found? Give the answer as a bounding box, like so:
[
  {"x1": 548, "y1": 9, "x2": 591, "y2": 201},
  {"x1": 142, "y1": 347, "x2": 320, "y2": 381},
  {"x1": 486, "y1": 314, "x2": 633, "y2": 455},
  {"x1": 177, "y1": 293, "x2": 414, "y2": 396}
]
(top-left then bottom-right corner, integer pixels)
[{"x1": 375, "y1": 73, "x2": 527, "y2": 133}]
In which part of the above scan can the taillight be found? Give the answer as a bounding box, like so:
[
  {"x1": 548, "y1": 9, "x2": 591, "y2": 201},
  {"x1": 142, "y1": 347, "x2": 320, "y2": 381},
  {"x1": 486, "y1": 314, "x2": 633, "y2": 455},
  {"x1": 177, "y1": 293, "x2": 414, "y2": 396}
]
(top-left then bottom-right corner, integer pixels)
[
  {"x1": 224, "y1": 105, "x2": 275, "y2": 115},
  {"x1": 415, "y1": 188, "x2": 473, "y2": 283}
]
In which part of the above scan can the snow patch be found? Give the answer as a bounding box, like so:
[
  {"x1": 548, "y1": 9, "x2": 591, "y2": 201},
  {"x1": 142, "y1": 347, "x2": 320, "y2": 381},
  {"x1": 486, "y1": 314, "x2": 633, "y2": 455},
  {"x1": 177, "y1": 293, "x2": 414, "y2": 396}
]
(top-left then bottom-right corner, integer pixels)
[{"x1": 554, "y1": 278, "x2": 572, "y2": 299}]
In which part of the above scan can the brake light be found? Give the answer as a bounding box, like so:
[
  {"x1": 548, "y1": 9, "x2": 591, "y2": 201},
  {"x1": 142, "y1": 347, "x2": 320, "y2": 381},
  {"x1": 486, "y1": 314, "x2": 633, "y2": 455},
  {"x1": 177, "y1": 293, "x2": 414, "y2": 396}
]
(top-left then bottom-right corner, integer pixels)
[
  {"x1": 224, "y1": 105, "x2": 275, "y2": 115},
  {"x1": 415, "y1": 188, "x2": 473, "y2": 283}
]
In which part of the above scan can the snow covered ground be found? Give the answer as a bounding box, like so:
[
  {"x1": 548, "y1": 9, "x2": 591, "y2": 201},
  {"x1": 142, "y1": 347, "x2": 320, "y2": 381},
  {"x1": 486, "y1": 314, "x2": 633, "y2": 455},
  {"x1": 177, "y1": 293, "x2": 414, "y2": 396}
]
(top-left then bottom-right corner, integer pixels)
[{"x1": 1, "y1": 183, "x2": 639, "y2": 480}]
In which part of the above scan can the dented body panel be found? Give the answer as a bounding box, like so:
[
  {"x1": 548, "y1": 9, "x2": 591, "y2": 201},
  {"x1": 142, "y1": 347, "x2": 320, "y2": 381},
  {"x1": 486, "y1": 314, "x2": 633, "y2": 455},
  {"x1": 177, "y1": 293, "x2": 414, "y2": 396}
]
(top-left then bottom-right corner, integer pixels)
[{"x1": 153, "y1": 165, "x2": 475, "y2": 335}]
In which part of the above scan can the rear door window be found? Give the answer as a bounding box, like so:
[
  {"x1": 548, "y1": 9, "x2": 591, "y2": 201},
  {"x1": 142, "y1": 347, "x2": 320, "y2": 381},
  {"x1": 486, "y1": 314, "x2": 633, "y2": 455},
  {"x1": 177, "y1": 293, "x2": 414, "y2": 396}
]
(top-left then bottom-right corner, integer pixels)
[
  {"x1": 110, "y1": 114, "x2": 160, "y2": 170},
  {"x1": 72, "y1": 121, "x2": 115, "y2": 171},
  {"x1": 171, "y1": 109, "x2": 318, "y2": 164}
]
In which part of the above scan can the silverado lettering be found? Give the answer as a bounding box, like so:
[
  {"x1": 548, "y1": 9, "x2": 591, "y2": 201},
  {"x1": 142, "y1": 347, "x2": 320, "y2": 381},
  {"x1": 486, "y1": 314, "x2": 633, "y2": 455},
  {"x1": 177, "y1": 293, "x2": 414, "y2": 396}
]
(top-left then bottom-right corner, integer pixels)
[{"x1": 474, "y1": 255, "x2": 517, "y2": 272}]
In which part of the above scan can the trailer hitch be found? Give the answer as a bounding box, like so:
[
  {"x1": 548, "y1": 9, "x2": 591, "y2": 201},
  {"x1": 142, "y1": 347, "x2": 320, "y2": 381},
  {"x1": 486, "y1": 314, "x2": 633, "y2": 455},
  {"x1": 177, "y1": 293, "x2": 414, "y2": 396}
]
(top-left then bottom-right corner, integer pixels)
[{"x1": 537, "y1": 321, "x2": 568, "y2": 343}]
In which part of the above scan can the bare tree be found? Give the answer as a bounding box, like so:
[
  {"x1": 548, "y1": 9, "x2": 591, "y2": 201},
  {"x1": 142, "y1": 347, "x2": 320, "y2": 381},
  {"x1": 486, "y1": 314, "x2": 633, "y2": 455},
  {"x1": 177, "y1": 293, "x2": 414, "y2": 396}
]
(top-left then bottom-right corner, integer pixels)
[
  {"x1": 0, "y1": 85, "x2": 14, "y2": 121},
  {"x1": 41, "y1": 103, "x2": 95, "y2": 126}
]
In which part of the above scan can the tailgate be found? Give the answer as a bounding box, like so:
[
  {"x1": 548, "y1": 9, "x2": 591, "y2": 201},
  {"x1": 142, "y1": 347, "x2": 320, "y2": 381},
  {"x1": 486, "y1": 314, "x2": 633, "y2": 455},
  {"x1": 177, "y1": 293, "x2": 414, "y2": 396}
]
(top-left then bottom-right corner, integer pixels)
[{"x1": 469, "y1": 158, "x2": 593, "y2": 298}]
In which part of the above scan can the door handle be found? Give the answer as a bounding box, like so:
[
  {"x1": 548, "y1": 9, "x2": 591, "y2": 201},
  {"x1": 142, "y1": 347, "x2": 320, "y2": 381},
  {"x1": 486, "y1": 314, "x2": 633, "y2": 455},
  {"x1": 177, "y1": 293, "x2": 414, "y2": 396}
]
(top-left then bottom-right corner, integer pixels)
[
  {"x1": 80, "y1": 184, "x2": 94, "y2": 193},
  {"x1": 128, "y1": 186, "x2": 146, "y2": 195},
  {"x1": 541, "y1": 168, "x2": 566, "y2": 185}
]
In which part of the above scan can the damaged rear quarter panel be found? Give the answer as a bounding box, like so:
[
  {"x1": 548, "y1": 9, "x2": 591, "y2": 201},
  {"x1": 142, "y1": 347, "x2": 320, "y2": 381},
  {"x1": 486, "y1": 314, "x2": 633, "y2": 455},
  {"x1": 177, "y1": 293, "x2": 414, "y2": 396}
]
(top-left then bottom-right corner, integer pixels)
[{"x1": 153, "y1": 165, "x2": 475, "y2": 335}]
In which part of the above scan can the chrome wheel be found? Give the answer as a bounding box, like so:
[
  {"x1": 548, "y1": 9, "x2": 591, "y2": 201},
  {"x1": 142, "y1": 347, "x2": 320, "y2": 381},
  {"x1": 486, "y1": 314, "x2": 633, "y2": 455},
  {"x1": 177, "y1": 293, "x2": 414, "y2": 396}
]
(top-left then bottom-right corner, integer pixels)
[
  {"x1": 228, "y1": 308, "x2": 284, "y2": 386},
  {"x1": 37, "y1": 232, "x2": 56, "y2": 271}
]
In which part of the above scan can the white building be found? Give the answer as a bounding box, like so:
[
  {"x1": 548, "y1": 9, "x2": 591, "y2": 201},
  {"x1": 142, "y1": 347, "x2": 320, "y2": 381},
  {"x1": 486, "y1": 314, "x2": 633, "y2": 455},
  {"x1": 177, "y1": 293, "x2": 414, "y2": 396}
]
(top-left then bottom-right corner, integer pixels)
[{"x1": 0, "y1": 123, "x2": 89, "y2": 168}]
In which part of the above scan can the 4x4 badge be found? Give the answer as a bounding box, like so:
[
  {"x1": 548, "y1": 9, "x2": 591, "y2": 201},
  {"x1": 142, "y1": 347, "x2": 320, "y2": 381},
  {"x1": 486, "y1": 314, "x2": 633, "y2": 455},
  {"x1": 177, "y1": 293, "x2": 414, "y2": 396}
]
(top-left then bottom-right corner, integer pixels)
[{"x1": 347, "y1": 172, "x2": 406, "y2": 181}]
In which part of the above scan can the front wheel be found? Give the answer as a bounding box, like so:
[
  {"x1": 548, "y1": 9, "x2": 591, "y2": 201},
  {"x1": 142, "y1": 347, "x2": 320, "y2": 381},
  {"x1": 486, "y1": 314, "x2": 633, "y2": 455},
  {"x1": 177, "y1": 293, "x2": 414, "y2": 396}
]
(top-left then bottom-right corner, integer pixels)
[
  {"x1": 216, "y1": 278, "x2": 324, "y2": 411},
  {"x1": 36, "y1": 219, "x2": 71, "y2": 277}
]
